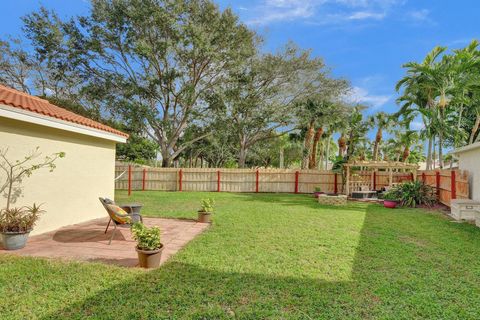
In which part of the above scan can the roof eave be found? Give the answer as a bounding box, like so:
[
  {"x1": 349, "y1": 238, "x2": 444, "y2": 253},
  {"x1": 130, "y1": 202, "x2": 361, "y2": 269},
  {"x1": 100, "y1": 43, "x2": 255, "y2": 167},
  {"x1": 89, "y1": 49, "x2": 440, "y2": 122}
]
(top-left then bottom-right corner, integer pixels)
[
  {"x1": 453, "y1": 141, "x2": 480, "y2": 154},
  {"x1": 0, "y1": 104, "x2": 127, "y2": 143}
]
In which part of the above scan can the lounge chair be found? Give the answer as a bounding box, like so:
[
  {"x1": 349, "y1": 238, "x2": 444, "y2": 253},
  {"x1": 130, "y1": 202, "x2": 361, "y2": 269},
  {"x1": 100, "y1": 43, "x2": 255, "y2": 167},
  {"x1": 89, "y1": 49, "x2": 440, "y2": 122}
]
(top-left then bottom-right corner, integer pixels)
[{"x1": 99, "y1": 197, "x2": 143, "y2": 245}]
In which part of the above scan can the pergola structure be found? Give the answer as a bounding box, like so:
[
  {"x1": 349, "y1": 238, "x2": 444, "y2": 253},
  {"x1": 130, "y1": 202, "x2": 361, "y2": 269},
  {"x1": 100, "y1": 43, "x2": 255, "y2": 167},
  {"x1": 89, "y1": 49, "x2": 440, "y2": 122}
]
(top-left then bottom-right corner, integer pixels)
[{"x1": 344, "y1": 161, "x2": 419, "y2": 196}]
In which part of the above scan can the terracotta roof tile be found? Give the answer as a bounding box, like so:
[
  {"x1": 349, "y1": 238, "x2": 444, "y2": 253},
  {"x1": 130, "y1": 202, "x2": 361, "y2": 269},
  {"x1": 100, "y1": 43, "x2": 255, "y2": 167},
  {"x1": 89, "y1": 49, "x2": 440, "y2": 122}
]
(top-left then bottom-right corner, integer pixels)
[{"x1": 0, "y1": 84, "x2": 128, "y2": 138}]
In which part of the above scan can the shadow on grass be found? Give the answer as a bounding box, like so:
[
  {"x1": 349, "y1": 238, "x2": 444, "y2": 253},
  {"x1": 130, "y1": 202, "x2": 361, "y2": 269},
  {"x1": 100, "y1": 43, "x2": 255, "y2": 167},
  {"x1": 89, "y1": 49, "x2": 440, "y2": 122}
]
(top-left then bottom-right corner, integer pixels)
[
  {"x1": 232, "y1": 192, "x2": 371, "y2": 212},
  {"x1": 36, "y1": 198, "x2": 480, "y2": 319}
]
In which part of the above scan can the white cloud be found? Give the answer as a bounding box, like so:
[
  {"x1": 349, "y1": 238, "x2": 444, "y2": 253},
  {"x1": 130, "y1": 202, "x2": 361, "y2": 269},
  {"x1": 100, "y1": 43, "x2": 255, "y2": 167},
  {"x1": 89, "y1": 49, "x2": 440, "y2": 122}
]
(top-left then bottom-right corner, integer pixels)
[
  {"x1": 244, "y1": 0, "x2": 407, "y2": 25},
  {"x1": 347, "y1": 11, "x2": 386, "y2": 20},
  {"x1": 246, "y1": 0, "x2": 316, "y2": 25},
  {"x1": 406, "y1": 8, "x2": 434, "y2": 24},
  {"x1": 345, "y1": 86, "x2": 391, "y2": 109}
]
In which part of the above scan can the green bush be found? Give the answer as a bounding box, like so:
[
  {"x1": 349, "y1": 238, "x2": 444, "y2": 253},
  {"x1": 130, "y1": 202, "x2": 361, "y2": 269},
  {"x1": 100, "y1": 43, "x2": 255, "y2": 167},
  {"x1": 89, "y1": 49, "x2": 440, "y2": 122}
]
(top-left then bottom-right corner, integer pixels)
[
  {"x1": 131, "y1": 222, "x2": 161, "y2": 251},
  {"x1": 385, "y1": 181, "x2": 437, "y2": 207}
]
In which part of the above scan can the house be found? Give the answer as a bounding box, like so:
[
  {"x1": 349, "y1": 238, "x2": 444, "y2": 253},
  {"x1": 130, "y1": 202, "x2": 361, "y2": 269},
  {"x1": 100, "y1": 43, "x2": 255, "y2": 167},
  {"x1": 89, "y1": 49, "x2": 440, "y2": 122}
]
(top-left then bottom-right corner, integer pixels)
[
  {"x1": 454, "y1": 142, "x2": 480, "y2": 202},
  {"x1": 0, "y1": 85, "x2": 128, "y2": 235}
]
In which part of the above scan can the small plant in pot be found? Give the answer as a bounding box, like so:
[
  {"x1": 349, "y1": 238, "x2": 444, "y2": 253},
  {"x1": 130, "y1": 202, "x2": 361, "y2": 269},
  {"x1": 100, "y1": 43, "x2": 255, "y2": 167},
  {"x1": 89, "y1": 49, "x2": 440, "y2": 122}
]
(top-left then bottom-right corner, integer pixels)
[
  {"x1": 383, "y1": 190, "x2": 399, "y2": 209},
  {"x1": 131, "y1": 222, "x2": 163, "y2": 269},
  {"x1": 313, "y1": 186, "x2": 324, "y2": 198},
  {"x1": 0, "y1": 204, "x2": 44, "y2": 250},
  {"x1": 198, "y1": 198, "x2": 215, "y2": 223}
]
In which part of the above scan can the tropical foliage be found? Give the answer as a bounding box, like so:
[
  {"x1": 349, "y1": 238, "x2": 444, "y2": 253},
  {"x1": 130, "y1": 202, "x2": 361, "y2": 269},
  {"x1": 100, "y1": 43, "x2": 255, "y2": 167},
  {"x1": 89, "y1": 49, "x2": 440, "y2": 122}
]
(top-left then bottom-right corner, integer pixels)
[
  {"x1": 396, "y1": 40, "x2": 480, "y2": 169},
  {"x1": 384, "y1": 181, "x2": 437, "y2": 207}
]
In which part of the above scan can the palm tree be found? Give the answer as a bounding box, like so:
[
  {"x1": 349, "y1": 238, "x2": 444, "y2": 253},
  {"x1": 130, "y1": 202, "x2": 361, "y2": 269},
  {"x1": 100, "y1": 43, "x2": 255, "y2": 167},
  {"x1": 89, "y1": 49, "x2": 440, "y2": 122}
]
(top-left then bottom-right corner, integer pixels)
[
  {"x1": 396, "y1": 46, "x2": 446, "y2": 169},
  {"x1": 368, "y1": 112, "x2": 391, "y2": 161}
]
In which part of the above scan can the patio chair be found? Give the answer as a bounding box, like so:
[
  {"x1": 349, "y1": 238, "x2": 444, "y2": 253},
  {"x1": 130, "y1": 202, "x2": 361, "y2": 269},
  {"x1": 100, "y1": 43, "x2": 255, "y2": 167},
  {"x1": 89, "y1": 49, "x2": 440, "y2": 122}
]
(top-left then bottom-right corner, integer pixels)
[{"x1": 99, "y1": 197, "x2": 143, "y2": 245}]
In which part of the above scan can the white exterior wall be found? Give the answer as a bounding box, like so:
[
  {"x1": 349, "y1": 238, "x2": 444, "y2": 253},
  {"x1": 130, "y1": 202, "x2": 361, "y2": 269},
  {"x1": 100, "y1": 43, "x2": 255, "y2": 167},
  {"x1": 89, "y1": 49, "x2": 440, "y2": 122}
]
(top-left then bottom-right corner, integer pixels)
[
  {"x1": 0, "y1": 117, "x2": 117, "y2": 235},
  {"x1": 457, "y1": 148, "x2": 480, "y2": 202}
]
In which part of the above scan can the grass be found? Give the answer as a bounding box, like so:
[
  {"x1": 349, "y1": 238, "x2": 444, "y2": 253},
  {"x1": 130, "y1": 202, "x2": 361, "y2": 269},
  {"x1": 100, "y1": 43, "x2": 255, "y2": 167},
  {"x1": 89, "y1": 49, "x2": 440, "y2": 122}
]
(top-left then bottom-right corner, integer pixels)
[{"x1": 1, "y1": 191, "x2": 480, "y2": 319}]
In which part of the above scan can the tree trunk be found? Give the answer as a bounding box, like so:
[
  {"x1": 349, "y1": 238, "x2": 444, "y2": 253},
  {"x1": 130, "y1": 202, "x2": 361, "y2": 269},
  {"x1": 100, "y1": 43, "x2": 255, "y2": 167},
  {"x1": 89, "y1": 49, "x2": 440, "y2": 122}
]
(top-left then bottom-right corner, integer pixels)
[
  {"x1": 426, "y1": 137, "x2": 432, "y2": 170},
  {"x1": 372, "y1": 128, "x2": 382, "y2": 161},
  {"x1": 325, "y1": 138, "x2": 330, "y2": 169},
  {"x1": 438, "y1": 132, "x2": 443, "y2": 169},
  {"x1": 402, "y1": 147, "x2": 410, "y2": 162},
  {"x1": 238, "y1": 145, "x2": 247, "y2": 168},
  {"x1": 338, "y1": 134, "x2": 346, "y2": 158},
  {"x1": 161, "y1": 156, "x2": 171, "y2": 168},
  {"x1": 302, "y1": 122, "x2": 315, "y2": 169},
  {"x1": 432, "y1": 136, "x2": 436, "y2": 170},
  {"x1": 469, "y1": 112, "x2": 480, "y2": 144},
  {"x1": 279, "y1": 147, "x2": 284, "y2": 169},
  {"x1": 318, "y1": 143, "x2": 324, "y2": 170},
  {"x1": 309, "y1": 127, "x2": 323, "y2": 169}
]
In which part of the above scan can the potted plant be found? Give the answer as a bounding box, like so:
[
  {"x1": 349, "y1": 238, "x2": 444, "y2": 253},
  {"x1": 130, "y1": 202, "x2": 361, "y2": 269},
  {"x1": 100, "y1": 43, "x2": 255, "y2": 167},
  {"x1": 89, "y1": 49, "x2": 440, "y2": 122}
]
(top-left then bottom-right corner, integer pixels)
[
  {"x1": 313, "y1": 186, "x2": 324, "y2": 198},
  {"x1": 198, "y1": 198, "x2": 214, "y2": 223},
  {"x1": 0, "y1": 204, "x2": 44, "y2": 250},
  {"x1": 0, "y1": 148, "x2": 64, "y2": 250},
  {"x1": 383, "y1": 190, "x2": 399, "y2": 209},
  {"x1": 131, "y1": 222, "x2": 163, "y2": 269}
]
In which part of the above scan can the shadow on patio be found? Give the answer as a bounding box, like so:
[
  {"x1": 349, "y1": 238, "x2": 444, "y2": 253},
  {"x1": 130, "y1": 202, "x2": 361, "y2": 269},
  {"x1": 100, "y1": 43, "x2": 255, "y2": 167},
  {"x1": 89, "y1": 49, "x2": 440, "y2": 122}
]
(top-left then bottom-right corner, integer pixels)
[{"x1": 0, "y1": 217, "x2": 209, "y2": 267}]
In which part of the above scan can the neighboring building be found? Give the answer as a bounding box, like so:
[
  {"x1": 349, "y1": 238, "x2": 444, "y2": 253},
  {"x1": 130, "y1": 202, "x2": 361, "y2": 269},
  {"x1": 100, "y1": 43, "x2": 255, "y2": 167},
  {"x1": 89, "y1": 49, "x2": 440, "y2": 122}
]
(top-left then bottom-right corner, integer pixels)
[
  {"x1": 454, "y1": 142, "x2": 480, "y2": 202},
  {"x1": 0, "y1": 85, "x2": 128, "y2": 235}
]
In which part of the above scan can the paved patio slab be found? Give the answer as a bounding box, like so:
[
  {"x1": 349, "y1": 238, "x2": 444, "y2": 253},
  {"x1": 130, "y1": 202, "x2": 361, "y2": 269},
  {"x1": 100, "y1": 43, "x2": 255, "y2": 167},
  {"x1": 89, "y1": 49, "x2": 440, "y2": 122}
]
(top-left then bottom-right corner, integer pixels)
[{"x1": 0, "y1": 217, "x2": 209, "y2": 268}]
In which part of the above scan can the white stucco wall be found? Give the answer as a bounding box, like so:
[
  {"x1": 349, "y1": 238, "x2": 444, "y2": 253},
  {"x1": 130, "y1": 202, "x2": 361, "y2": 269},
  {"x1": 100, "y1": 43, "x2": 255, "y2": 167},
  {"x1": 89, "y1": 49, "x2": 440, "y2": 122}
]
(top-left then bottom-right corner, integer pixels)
[
  {"x1": 457, "y1": 148, "x2": 480, "y2": 202},
  {"x1": 0, "y1": 117, "x2": 117, "y2": 235}
]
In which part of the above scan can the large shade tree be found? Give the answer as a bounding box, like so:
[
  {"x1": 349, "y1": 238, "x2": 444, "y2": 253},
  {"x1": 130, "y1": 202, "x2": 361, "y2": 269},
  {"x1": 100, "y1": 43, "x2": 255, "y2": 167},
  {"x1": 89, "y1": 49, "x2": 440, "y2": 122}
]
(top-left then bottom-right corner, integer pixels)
[{"x1": 23, "y1": 0, "x2": 256, "y2": 167}]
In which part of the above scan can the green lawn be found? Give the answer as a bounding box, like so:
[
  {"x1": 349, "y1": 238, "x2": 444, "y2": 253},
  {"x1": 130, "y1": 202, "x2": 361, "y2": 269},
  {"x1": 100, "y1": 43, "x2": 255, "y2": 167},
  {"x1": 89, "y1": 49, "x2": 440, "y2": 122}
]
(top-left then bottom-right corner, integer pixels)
[{"x1": 2, "y1": 192, "x2": 480, "y2": 319}]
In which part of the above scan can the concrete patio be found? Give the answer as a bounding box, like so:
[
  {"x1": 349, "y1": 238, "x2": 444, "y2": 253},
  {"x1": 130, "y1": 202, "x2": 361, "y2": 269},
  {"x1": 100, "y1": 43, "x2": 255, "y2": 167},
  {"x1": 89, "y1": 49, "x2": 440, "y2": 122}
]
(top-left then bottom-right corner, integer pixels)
[{"x1": 0, "y1": 217, "x2": 209, "y2": 267}]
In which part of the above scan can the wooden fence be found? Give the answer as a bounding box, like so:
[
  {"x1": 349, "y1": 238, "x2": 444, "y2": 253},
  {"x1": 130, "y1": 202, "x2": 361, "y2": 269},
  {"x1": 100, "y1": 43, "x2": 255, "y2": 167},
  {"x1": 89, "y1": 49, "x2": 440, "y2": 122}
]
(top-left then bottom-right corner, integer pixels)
[
  {"x1": 115, "y1": 166, "x2": 344, "y2": 194},
  {"x1": 116, "y1": 165, "x2": 470, "y2": 206},
  {"x1": 417, "y1": 170, "x2": 469, "y2": 207}
]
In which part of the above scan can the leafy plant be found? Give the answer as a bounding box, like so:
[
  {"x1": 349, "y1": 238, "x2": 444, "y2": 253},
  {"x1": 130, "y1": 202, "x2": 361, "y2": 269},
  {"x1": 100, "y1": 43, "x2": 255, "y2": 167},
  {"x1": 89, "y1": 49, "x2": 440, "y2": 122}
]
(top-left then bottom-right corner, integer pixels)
[
  {"x1": 314, "y1": 186, "x2": 322, "y2": 192},
  {"x1": 0, "y1": 147, "x2": 65, "y2": 209},
  {"x1": 0, "y1": 203, "x2": 45, "y2": 233},
  {"x1": 383, "y1": 190, "x2": 399, "y2": 201},
  {"x1": 131, "y1": 222, "x2": 161, "y2": 251},
  {"x1": 385, "y1": 181, "x2": 437, "y2": 207},
  {"x1": 199, "y1": 198, "x2": 215, "y2": 213}
]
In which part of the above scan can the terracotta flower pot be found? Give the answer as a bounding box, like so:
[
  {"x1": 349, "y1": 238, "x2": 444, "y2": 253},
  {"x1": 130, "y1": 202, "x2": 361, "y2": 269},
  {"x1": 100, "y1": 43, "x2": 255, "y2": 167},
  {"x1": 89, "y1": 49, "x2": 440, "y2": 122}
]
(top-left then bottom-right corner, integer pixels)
[
  {"x1": 384, "y1": 200, "x2": 399, "y2": 209},
  {"x1": 136, "y1": 244, "x2": 164, "y2": 269},
  {"x1": 313, "y1": 192, "x2": 324, "y2": 198},
  {"x1": 198, "y1": 211, "x2": 211, "y2": 223}
]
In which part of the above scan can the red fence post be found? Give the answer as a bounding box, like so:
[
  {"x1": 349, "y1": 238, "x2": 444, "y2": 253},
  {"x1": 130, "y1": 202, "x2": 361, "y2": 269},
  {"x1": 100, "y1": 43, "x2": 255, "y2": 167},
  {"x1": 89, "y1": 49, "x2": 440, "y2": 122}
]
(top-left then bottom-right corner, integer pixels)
[
  {"x1": 436, "y1": 171, "x2": 441, "y2": 197},
  {"x1": 451, "y1": 170, "x2": 456, "y2": 200},
  {"x1": 217, "y1": 170, "x2": 221, "y2": 192},
  {"x1": 179, "y1": 169, "x2": 183, "y2": 192},
  {"x1": 128, "y1": 165, "x2": 132, "y2": 196},
  {"x1": 373, "y1": 171, "x2": 376, "y2": 191},
  {"x1": 410, "y1": 172, "x2": 414, "y2": 181},
  {"x1": 142, "y1": 168, "x2": 146, "y2": 191},
  {"x1": 422, "y1": 172, "x2": 426, "y2": 184},
  {"x1": 255, "y1": 170, "x2": 259, "y2": 193},
  {"x1": 294, "y1": 171, "x2": 299, "y2": 194}
]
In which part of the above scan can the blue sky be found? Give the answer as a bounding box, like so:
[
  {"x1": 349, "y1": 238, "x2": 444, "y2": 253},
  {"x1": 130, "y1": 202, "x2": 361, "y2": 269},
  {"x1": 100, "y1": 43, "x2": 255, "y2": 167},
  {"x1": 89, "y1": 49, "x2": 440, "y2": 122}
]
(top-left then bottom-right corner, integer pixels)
[{"x1": 2, "y1": 0, "x2": 479, "y2": 129}]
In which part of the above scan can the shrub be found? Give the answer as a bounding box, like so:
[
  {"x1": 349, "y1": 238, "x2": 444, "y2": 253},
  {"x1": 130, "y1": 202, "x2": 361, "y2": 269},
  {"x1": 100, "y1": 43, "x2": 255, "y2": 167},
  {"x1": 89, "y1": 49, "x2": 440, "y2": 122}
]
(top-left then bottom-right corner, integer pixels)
[
  {"x1": 200, "y1": 198, "x2": 215, "y2": 213},
  {"x1": 131, "y1": 222, "x2": 161, "y2": 251},
  {"x1": 0, "y1": 203, "x2": 45, "y2": 233},
  {"x1": 386, "y1": 181, "x2": 437, "y2": 207}
]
